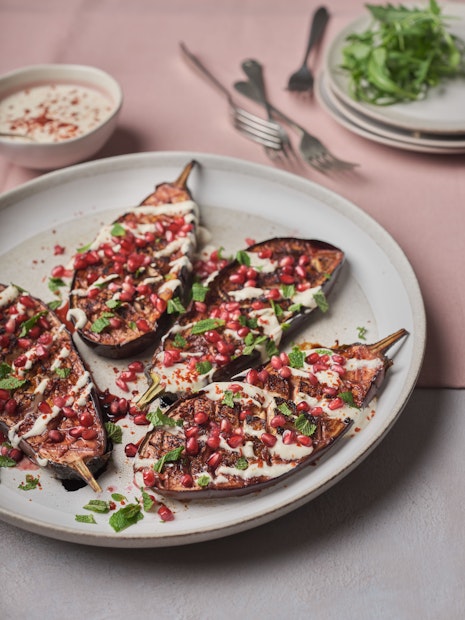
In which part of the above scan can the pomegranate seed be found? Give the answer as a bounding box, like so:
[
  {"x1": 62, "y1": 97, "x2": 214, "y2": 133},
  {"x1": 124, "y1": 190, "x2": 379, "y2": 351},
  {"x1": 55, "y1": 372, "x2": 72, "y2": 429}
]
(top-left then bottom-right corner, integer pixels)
[
  {"x1": 279, "y1": 273, "x2": 295, "y2": 285},
  {"x1": 39, "y1": 401, "x2": 52, "y2": 414},
  {"x1": 279, "y1": 366, "x2": 291, "y2": 379},
  {"x1": 5, "y1": 399, "x2": 17, "y2": 415},
  {"x1": 297, "y1": 282, "x2": 310, "y2": 292},
  {"x1": 54, "y1": 244, "x2": 65, "y2": 255},
  {"x1": 258, "y1": 248, "x2": 273, "y2": 259},
  {"x1": 128, "y1": 361, "x2": 144, "y2": 373},
  {"x1": 261, "y1": 433, "x2": 277, "y2": 447},
  {"x1": 246, "y1": 369, "x2": 259, "y2": 385},
  {"x1": 229, "y1": 273, "x2": 245, "y2": 284},
  {"x1": 38, "y1": 332, "x2": 53, "y2": 346},
  {"x1": 82, "y1": 428, "x2": 98, "y2": 440},
  {"x1": 143, "y1": 468, "x2": 156, "y2": 487},
  {"x1": 206, "y1": 435, "x2": 220, "y2": 450},
  {"x1": 48, "y1": 430, "x2": 64, "y2": 443},
  {"x1": 306, "y1": 352, "x2": 320, "y2": 364},
  {"x1": 120, "y1": 370, "x2": 136, "y2": 382},
  {"x1": 239, "y1": 409, "x2": 251, "y2": 421},
  {"x1": 17, "y1": 338, "x2": 31, "y2": 350},
  {"x1": 207, "y1": 452, "x2": 221, "y2": 468},
  {"x1": 271, "y1": 355, "x2": 282, "y2": 369},
  {"x1": 62, "y1": 407, "x2": 75, "y2": 419},
  {"x1": 205, "y1": 330, "x2": 220, "y2": 343},
  {"x1": 297, "y1": 435, "x2": 313, "y2": 447},
  {"x1": 185, "y1": 426, "x2": 199, "y2": 438},
  {"x1": 13, "y1": 354, "x2": 27, "y2": 368},
  {"x1": 79, "y1": 411, "x2": 94, "y2": 427},
  {"x1": 116, "y1": 378, "x2": 129, "y2": 392},
  {"x1": 117, "y1": 398, "x2": 129, "y2": 415},
  {"x1": 295, "y1": 265, "x2": 307, "y2": 278},
  {"x1": 220, "y1": 419, "x2": 232, "y2": 434},
  {"x1": 323, "y1": 387, "x2": 338, "y2": 397},
  {"x1": 311, "y1": 406, "x2": 323, "y2": 416},
  {"x1": 0, "y1": 389, "x2": 9, "y2": 401},
  {"x1": 298, "y1": 254, "x2": 310, "y2": 266},
  {"x1": 280, "y1": 255, "x2": 294, "y2": 267},
  {"x1": 109, "y1": 317, "x2": 123, "y2": 329},
  {"x1": 332, "y1": 364, "x2": 345, "y2": 376},
  {"x1": 69, "y1": 427, "x2": 83, "y2": 438},
  {"x1": 133, "y1": 413, "x2": 149, "y2": 425},
  {"x1": 296, "y1": 401, "x2": 310, "y2": 412},
  {"x1": 258, "y1": 369, "x2": 269, "y2": 383},
  {"x1": 228, "y1": 383, "x2": 242, "y2": 393},
  {"x1": 51, "y1": 265, "x2": 65, "y2": 278},
  {"x1": 308, "y1": 372, "x2": 319, "y2": 386},
  {"x1": 251, "y1": 300, "x2": 266, "y2": 310},
  {"x1": 9, "y1": 448, "x2": 23, "y2": 463},
  {"x1": 136, "y1": 318, "x2": 151, "y2": 332},
  {"x1": 194, "y1": 411, "x2": 209, "y2": 425},
  {"x1": 227, "y1": 435, "x2": 243, "y2": 449},
  {"x1": 332, "y1": 354, "x2": 346, "y2": 365},
  {"x1": 158, "y1": 504, "x2": 175, "y2": 522},
  {"x1": 328, "y1": 397, "x2": 344, "y2": 410},
  {"x1": 313, "y1": 362, "x2": 329, "y2": 373},
  {"x1": 214, "y1": 353, "x2": 230, "y2": 366},
  {"x1": 186, "y1": 437, "x2": 199, "y2": 455},
  {"x1": 270, "y1": 414, "x2": 287, "y2": 428},
  {"x1": 124, "y1": 443, "x2": 138, "y2": 457},
  {"x1": 181, "y1": 474, "x2": 194, "y2": 488},
  {"x1": 237, "y1": 326, "x2": 250, "y2": 339},
  {"x1": 283, "y1": 430, "x2": 297, "y2": 445}
]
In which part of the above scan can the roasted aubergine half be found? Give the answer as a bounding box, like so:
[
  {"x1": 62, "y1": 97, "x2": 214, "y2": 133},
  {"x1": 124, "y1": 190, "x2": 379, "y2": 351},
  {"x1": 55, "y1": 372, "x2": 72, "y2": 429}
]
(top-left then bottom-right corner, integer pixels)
[
  {"x1": 0, "y1": 283, "x2": 110, "y2": 491},
  {"x1": 68, "y1": 160, "x2": 199, "y2": 359},
  {"x1": 138, "y1": 237, "x2": 345, "y2": 407},
  {"x1": 134, "y1": 329, "x2": 407, "y2": 498}
]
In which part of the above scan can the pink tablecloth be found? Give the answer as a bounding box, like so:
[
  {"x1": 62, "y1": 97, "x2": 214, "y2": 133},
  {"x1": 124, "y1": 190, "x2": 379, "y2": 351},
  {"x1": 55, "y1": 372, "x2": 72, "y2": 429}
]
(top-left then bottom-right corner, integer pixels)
[{"x1": 0, "y1": 0, "x2": 464, "y2": 388}]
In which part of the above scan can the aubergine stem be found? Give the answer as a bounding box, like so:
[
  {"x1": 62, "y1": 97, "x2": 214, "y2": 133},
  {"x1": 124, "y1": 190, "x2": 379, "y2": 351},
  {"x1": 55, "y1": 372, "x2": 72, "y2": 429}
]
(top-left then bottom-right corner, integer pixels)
[
  {"x1": 173, "y1": 160, "x2": 198, "y2": 189},
  {"x1": 136, "y1": 372, "x2": 164, "y2": 408},
  {"x1": 368, "y1": 328, "x2": 409, "y2": 356},
  {"x1": 71, "y1": 459, "x2": 102, "y2": 493}
]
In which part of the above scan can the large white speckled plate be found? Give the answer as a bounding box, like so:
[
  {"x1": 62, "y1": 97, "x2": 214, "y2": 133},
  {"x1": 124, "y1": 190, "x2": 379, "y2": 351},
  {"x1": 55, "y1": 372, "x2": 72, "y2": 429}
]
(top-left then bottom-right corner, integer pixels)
[{"x1": 0, "y1": 152, "x2": 425, "y2": 547}]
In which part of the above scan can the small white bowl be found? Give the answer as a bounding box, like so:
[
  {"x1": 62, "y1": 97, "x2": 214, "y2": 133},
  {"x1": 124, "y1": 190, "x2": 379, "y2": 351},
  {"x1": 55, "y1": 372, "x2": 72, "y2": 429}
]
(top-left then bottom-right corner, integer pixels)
[{"x1": 0, "y1": 64, "x2": 123, "y2": 170}]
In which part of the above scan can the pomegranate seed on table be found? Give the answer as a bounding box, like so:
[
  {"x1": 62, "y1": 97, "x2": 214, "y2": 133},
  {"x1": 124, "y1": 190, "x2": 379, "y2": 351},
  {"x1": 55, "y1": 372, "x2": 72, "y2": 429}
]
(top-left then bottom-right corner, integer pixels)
[{"x1": 158, "y1": 504, "x2": 175, "y2": 522}]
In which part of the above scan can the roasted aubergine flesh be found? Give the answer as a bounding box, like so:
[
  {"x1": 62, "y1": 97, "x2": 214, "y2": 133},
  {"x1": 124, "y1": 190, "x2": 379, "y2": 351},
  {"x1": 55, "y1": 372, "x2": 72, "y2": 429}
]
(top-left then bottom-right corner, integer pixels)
[
  {"x1": 0, "y1": 283, "x2": 110, "y2": 492},
  {"x1": 68, "y1": 160, "x2": 199, "y2": 359},
  {"x1": 134, "y1": 329, "x2": 407, "y2": 498},
  {"x1": 139, "y1": 237, "x2": 345, "y2": 406}
]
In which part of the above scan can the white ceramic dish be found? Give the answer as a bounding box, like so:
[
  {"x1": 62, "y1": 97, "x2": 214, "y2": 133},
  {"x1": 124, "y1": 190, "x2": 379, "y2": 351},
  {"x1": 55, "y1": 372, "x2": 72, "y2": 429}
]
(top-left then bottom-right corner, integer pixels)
[
  {"x1": 325, "y1": 1, "x2": 465, "y2": 135},
  {"x1": 0, "y1": 64, "x2": 122, "y2": 170},
  {"x1": 0, "y1": 152, "x2": 426, "y2": 548},
  {"x1": 316, "y1": 73, "x2": 465, "y2": 154}
]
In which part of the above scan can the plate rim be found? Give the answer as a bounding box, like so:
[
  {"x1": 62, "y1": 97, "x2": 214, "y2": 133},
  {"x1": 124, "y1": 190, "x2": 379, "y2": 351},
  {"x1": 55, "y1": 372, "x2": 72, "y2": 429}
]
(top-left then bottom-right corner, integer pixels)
[
  {"x1": 316, "y1": 72, "x2": 465, "y2": 154},
  {"x1": 0, "y1": 151, "x2": 426, "y2": 547}
]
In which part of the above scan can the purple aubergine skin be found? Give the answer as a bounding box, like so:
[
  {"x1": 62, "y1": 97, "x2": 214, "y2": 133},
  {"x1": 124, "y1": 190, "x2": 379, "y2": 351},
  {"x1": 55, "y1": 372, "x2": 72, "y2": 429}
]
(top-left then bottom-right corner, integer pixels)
[
  {"x1": 69, "y1": 161, "x2": 198, "y2": 360},
  {"x1": 0, "y1": 284, "x2": 111, "y2": 485}
]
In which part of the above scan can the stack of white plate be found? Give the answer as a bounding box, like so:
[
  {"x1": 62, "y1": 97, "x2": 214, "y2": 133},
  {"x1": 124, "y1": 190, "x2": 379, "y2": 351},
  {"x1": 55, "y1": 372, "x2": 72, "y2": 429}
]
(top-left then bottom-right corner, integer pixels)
[{"x1": 316, "y1": 2, "x2": 465, "y2": 154}]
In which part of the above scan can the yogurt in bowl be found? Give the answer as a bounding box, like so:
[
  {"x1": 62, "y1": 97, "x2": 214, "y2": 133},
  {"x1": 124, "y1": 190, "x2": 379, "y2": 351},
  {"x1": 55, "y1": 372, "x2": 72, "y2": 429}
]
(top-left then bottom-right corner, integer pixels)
[{"x1": 0, "y1": 64, "x2": 123, "y2": 169}]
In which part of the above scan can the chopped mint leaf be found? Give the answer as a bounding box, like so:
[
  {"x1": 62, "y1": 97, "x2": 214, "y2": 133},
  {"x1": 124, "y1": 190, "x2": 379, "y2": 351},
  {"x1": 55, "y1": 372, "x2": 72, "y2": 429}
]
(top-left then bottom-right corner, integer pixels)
[
  {"x1": 191, "y1": 318, "x2": 225, "y2": 335},
  {"x1": 173, "y1": 333, "x2": 187, "y2": 349},
  {"x1": 295, "y1": 415, "x2": 317, "y2": 437},
  {"x1": 235, "y1": 250, "x2": 251, "y2": 266},
  {"x1": 288, "y1": 346, "x2": 305, "y2": 369},
  {"x1": 106, "y1": 299, "x2": 122, "y2": 309},
  {"x1": 191, "y1": 282, "x2": 209, "y2": 302},
  {"x1": 357, "y1": 326, "x2": 368, "y2": 341},
  {"x1": 277, "y1": 402, "x2": 294, "y2": 417},
  {"x1": 83, "y1": 499, "x2": 110, "y2": 514},
  {"x1": 167, "y1": 297, "x2": 186, "y2": 315},
  {"x1": 109, "y1": 503, "x2": 143, "y2": 532},
  {"x1": 75, "y1": 514, "x2": 97, "y2": 524},
  {"x1": 0, "y1": 376, "x2": 27, "y2": 391},
  {"x1": 338, "y1": 391, "x2": 359, "y2": 409},
  {"x1": 196, "y1": 360, "x2": 213, "y2": 375},
  {"x1": 105, "y1": 421, "x2": 123, "y2": 444},
  {"x1": 282, "y1": 284, "x2": 296, "y2": 299},
  {"x1": 153, "y1": 446, "x2": 184, "y2": 473},
  {"x1": 19, "y1": 312, "x2": 46, "y2": 337},
  {"x1": 0, "y1": 455, "x2": 17, "y2": 468},
  {"x1": 314, "y1": 290, "x2": 329, "y2": 313},
  {"x1": 48, "y1": 277, "x2": 66, "y2": 293},
  {"x1": 142, "y1": 490, "x2": 155, "y2": 512},
  {"x1": 147, "y1": 408, "x2": 181, "y2": 428},
  {"x1": 235, "y1": 457, "x2": 249, "y2": 470},
  {"x1": 197, "y1": 474, "x2": 211, "y2": 488},
  {"x1": 18, "y1": 474, "x2": 40, "y2": 491},
  {"x1": 90, "y1": 312, "x2": 114, "y2": 334},
  {"x1": 111, "y1": 223, "x2": 126, "y2": 237}
]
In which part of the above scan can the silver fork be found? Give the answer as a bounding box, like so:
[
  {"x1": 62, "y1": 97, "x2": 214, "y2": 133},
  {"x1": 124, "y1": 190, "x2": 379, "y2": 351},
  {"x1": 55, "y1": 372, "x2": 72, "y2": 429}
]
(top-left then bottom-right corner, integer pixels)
[
  {"x1": 234, "y1": 79, "x2": 358, "y2": 174},
  {"x1": 180, "y1": 42, "x2": 285, "y2": 155},
  {"x1": 287, "y1": 6, "x2": 330, "y2": 94},
  {"x1": 241, "y1": 59, "x2": 295, "y2": 162}
]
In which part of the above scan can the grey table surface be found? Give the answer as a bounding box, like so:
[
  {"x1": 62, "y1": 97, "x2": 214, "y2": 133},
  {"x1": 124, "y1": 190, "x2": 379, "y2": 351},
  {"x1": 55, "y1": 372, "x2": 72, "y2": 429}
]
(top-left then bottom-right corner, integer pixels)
[{"x1": 1, "y1": 388, "x2": 463, "y2": 620}]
